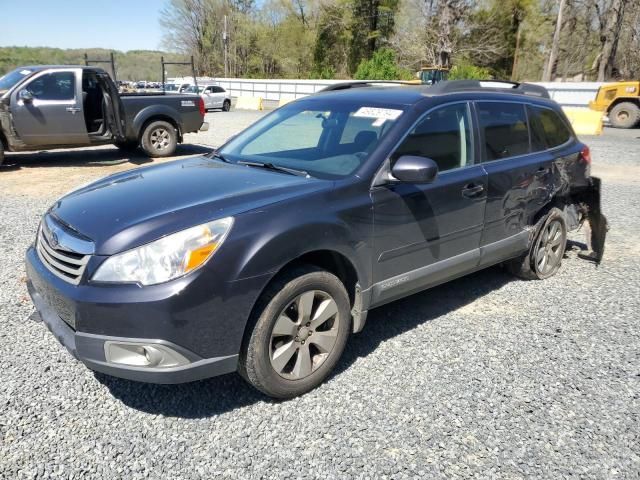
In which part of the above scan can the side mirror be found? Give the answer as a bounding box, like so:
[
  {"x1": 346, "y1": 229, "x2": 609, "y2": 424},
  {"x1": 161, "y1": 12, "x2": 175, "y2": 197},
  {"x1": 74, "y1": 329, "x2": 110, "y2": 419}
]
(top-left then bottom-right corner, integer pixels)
[
  {"x1": 19, "y1": 90, "x2": 34, "y2": 103},
  {"x1": 391, "y1": 155, "x2": 438, "y2": 184}
]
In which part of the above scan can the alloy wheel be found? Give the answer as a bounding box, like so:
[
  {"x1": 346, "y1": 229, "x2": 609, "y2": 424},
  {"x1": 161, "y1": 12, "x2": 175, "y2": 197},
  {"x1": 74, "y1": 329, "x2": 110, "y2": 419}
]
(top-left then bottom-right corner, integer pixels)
[
  {"x1": 150, "y1": 128, "x2": 171, "y2": 151},
  {"x1": 535, "y1": 219, "x2": 564, "y2": 275},
  {"x1": 269, "y1": 290, "x2": 340, "y2": 380}
]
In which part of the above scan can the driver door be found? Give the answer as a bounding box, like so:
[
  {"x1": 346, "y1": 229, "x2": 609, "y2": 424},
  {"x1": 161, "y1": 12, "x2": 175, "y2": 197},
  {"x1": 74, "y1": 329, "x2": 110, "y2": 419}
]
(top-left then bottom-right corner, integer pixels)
[
  {"x1": 370, "y1": 102, "x2": 487, "y2": 306},
  {"x1": 11, "y1": 69, "x2": 88, "y2": 146}
]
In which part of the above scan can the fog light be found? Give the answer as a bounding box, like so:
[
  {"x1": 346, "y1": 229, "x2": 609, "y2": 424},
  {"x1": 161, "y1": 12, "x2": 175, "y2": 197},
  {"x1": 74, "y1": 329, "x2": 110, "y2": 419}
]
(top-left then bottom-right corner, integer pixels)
[{"x1": 104, "y1": 341, "x2": 190, "y2": 368}]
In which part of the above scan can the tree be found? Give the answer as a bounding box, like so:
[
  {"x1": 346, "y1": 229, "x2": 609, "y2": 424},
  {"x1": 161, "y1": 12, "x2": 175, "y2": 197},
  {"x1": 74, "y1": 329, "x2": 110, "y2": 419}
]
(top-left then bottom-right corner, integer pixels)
[
  {"x1": 593, "y1": 0, "x2": 629, "y2": 80},
  {"x1": 348, "y1": 0, "x2": 400, "y2": 73},
  {"x1": 542, "y1": 0, "x2": 567, "y2": 81},
  {"x1": 353, "y1": 47, "x2": 412, "y2": 79}
]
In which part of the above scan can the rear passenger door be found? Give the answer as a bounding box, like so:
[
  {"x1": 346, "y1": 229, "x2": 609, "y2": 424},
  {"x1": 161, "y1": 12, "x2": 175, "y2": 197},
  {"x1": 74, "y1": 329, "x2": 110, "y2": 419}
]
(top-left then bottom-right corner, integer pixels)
[
  {"x1": 476, "y1": 101, "x2": 555, "y2": 264},
  {"x1": 371, "y1": 102, "x2": 487, "y2": 305}
]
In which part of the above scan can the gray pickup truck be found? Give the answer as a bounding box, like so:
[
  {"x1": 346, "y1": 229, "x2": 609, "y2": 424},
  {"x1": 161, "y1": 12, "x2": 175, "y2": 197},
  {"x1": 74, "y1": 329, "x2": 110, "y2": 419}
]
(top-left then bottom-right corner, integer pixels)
[{"x1": 0, "y1": 65, "x2": 209, "y2": 165}]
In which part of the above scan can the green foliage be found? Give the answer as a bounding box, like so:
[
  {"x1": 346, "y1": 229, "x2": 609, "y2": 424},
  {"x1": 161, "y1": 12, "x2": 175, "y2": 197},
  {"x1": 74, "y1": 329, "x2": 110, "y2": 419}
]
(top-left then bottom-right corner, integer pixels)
[
  {"x1": 353, "y1": 48, "x2": 412, "y2": 80},
  {"x1": 348, "y1": 0, "x2": 400, "y2": 74},
  {"x1": 448, "y1": 62, "x2": 492, "y2": 80},
  {"x1": 0, "y1": 47, "x2": 193, "y2": 81}
]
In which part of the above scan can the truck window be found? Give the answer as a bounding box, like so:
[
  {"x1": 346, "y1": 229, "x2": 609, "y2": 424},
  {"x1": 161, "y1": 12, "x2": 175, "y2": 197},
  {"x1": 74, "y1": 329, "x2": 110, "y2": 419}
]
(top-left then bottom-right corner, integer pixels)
[
  {"x1": 393, "y1": 103, "x2": 473, "y2": 172},
  {"x1": 25, "y1": 72, "x2": 75, "y2": 101},
  {"x1": 529, "y1": 105, "x2": 572, "y2": 149},
  {"x1": 478, "y1": 102, "x2": 530, "y2": 161}
]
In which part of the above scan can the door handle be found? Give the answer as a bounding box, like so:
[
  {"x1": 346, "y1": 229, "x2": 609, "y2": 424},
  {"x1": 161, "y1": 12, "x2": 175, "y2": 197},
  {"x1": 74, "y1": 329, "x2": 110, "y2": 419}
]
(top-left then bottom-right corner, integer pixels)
[
  {"x1": 65, "y1": 107, "x2": 81, "y2": 114},
  {"x1": 462, "y1": 183, "x2": 484, "y2": 198}
]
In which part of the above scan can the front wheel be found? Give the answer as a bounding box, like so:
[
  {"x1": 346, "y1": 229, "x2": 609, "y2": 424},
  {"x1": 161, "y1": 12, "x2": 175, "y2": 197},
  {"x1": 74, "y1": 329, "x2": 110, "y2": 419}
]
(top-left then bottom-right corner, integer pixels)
[
  {"x1": 222, "y1": 99, "x2": 231, "y2": 112},
  {"x1": 240, "y1": 266, "x2": 351, "y2": 399},
  {"x1": 140, "y1": 120, "x2": 177, "y2": 157}
]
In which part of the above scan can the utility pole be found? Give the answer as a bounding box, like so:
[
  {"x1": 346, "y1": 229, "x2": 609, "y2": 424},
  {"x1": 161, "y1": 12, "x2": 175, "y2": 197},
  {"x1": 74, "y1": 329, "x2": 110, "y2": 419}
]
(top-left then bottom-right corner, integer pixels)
[
  {"x1": 542, "y1": 0, "x2": 566, "y2": 82},
  {"x1": 223, "y1": 15, "x2": 229, "y2": 78}
]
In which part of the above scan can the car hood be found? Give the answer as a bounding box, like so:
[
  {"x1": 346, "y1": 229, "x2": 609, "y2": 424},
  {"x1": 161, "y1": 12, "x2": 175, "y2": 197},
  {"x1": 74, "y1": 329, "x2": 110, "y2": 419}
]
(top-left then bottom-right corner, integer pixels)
[{"x1": 49, "y1": 156, "x2": 328, "y2": 255}]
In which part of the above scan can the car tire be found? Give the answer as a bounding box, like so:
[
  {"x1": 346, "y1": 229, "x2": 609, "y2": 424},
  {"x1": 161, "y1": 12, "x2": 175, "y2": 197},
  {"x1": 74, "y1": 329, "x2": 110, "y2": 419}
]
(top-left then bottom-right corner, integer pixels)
[
  {"x1": 239, "y1": 265, "x2": 351, "y2": 399},
  {"x1": 114, "y1": 140, "x2": 139, "y2": 152},
  {"x1": 609, "y1": 102, "x2": 640, "y2": 129},
  {"x1": 0, "y1": 140, "x2": 4, "y2": 167},
  {"x1": 222, "y1": 99, "x2": 231, "y2": 112},
  {"x1": 140, "y1": 120, "x2": 177, "y2": 157},
  {"x1": 506, "y1": 207, "x2": 567, "y2": 280}
]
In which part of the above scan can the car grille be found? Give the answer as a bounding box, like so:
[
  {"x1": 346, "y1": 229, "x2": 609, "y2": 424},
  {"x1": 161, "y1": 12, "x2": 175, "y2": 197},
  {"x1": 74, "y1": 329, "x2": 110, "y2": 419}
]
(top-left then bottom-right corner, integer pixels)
[{"x1": 36, "y1": 228, "x2": 90, "y2": 285}]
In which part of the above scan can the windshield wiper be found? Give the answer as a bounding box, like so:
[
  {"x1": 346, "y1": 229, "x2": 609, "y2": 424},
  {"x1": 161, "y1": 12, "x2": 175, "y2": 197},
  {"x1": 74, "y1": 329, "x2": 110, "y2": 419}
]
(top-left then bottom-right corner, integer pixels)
[
  {"x1": 210, "y1": 151, "x2": 230, "y2": 163},
  {"x1": 237, "y1": 160, "x2": 308, "y2": 177}
]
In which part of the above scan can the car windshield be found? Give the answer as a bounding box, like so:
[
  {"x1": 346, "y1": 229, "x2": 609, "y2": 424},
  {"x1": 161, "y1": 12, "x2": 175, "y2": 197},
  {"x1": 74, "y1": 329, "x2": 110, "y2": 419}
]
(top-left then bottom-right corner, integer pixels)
[
  {"x1": 0, "y1": 68, "x2": 33, "y2": 94},
  {"x1": 218, "y1": 100, "x2": 405, "y2": 179}
]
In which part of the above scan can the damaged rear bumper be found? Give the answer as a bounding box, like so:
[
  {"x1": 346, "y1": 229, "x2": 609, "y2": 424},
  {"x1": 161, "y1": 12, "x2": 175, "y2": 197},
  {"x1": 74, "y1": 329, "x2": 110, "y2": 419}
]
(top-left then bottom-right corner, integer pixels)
[{"x1": 580, "y1": 176, "x2": 608, "y2": 264}]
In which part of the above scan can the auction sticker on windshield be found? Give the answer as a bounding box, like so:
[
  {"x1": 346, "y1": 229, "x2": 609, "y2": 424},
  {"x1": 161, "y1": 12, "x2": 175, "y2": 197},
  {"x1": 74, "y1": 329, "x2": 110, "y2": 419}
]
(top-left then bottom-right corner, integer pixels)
[{"x1": 353, "y1": 107, "x2": 403, "y2": 126}]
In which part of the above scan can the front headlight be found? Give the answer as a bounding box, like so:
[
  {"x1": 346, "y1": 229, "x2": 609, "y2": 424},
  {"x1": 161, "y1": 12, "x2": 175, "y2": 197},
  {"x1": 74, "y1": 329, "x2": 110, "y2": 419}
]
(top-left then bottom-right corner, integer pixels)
[{"x1": 92, "y1": 217, "x2": 233, "y2": 285}]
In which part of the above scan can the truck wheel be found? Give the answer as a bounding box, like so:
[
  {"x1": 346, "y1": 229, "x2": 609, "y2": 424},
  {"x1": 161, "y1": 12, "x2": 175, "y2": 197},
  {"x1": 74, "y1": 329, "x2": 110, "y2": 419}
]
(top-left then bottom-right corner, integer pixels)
[
  {"x1": 222, "y1": 99, "x2": 231, "y2": 112},
  {"x1": 609, "y1": 102, "x2": 640, "y2": 129},
  {"x1": 140, "y1": 120, "x2": 177, "y2": 157},
  {"x1": 239, "y1": 265, "x2": 351, "y2": 399},
  {"x1": 506, "y1": 208, "x2": 567, "y2": 280}
]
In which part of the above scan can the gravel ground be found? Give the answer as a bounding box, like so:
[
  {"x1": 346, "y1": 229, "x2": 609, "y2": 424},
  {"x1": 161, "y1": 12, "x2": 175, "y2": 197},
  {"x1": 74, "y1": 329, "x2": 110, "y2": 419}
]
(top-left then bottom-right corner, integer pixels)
[{"x1": 1, "y1": 115, "x2": 639, "y2": 479}]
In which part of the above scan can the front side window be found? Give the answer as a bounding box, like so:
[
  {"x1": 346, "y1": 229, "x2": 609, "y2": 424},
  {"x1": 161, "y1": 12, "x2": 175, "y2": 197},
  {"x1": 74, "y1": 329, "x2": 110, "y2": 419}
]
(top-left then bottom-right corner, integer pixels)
[
  {"x1": 478, "y1": 102, "x2": 530, "y2": 161},
  {"x1": 393, "y1": 103, "x2": 473, "y2": 172},
  {"x1": 24, "y1": 72, "x2": 75, "y2": 101},
  {"x1": 219, "y1": 101, "x2": 405, "y2": 179}
]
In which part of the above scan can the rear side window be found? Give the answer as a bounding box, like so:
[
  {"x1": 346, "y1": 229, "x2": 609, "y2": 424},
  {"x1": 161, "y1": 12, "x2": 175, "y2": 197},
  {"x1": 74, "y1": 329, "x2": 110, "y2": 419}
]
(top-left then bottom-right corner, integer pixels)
[
  {"x1": 24, "y1": 72, "x2": 75, "y2": 101},
  {"x1": 393, "y1": 103, "x2": 473, "y2": 172},
  {"x1": 478, "y1": 102, "x2": 530, "y2": 161},
  {"x1": 528, "y1": 105, "x2": 572, "y2": 149},
  {"x1": 213, "y1": 86, "x2": 225, "y2": 93}
]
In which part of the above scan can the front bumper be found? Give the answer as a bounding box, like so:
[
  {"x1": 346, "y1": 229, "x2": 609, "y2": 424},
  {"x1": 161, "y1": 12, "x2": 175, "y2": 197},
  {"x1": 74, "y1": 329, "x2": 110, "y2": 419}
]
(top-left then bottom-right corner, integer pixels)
[
  {"x1": 25, "y1": 246, "x2": 268, "y2": 384},
  {"x1": 28, "y1": 279, "x2": 237, "y2": 383}
]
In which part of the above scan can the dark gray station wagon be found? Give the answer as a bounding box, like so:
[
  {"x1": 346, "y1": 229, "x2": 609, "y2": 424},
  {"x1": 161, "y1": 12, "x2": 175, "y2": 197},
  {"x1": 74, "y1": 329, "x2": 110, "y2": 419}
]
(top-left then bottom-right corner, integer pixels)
[{"x1": 26, "y1": 80, "x2": 606, "y2": 398}]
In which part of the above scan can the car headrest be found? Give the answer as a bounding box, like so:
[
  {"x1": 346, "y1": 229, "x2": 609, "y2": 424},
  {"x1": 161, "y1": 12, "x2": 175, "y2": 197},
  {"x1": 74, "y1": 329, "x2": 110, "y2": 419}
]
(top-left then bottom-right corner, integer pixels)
[{"x1": 353, "y1": 130, "x2": 377, "y2": 150}]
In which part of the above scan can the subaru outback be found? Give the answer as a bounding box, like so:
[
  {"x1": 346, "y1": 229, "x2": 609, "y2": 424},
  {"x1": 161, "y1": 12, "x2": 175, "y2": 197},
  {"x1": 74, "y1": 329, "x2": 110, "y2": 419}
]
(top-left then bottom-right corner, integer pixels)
[{"x1": 26, "y1": 80, "x2": 607, "y2": 398}]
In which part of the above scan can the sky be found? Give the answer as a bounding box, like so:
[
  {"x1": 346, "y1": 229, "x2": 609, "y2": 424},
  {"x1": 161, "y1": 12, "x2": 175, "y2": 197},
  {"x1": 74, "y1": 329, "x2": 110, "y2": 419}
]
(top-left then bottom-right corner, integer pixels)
[{"x1": 0, "y1": 0, "x2": 165, "y2": 51}]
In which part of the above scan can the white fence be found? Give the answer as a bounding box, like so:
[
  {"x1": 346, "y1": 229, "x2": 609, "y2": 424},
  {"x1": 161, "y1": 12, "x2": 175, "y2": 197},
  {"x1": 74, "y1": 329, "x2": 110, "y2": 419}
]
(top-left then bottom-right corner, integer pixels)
[{"x1": 171, "y1": 77, "x2": 605, "y2": 107}]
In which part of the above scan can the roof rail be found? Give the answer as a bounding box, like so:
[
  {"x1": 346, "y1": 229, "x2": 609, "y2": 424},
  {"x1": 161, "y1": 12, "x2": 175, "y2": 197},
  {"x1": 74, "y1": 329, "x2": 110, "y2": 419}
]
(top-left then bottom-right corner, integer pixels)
[
  {"x1": 426, "y1": 80, "x2": 550, "y2": 98},
  {"x1": 320, "y1": 80, "x2": 415, "y2": 92}
]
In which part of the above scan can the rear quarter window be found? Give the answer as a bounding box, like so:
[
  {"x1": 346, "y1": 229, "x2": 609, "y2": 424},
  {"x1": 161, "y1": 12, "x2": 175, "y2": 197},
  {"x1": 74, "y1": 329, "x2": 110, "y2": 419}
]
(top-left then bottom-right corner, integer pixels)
[{"x1": 528, "y1": 105, "x2": 572, "y2": 149}]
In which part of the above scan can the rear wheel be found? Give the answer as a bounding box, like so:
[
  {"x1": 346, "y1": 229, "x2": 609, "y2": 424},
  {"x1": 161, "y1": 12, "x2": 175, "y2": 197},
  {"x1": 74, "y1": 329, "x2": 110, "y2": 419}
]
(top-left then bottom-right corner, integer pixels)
[
  {"x1": 506, "y1": 207, "x2": 567, "y2": 280},
  {"x1": 140, "y1": 120, "x2": 177, "y2": 157},
  {"x1": 222, "y1": 99, "x2": 231, "y2": 112},
  {"x1": 240, "y1": 265, "x2": 351, "y2": 399},
  {"x1": 609, "y1": 102, "x2": 640, "y2": 129}
]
